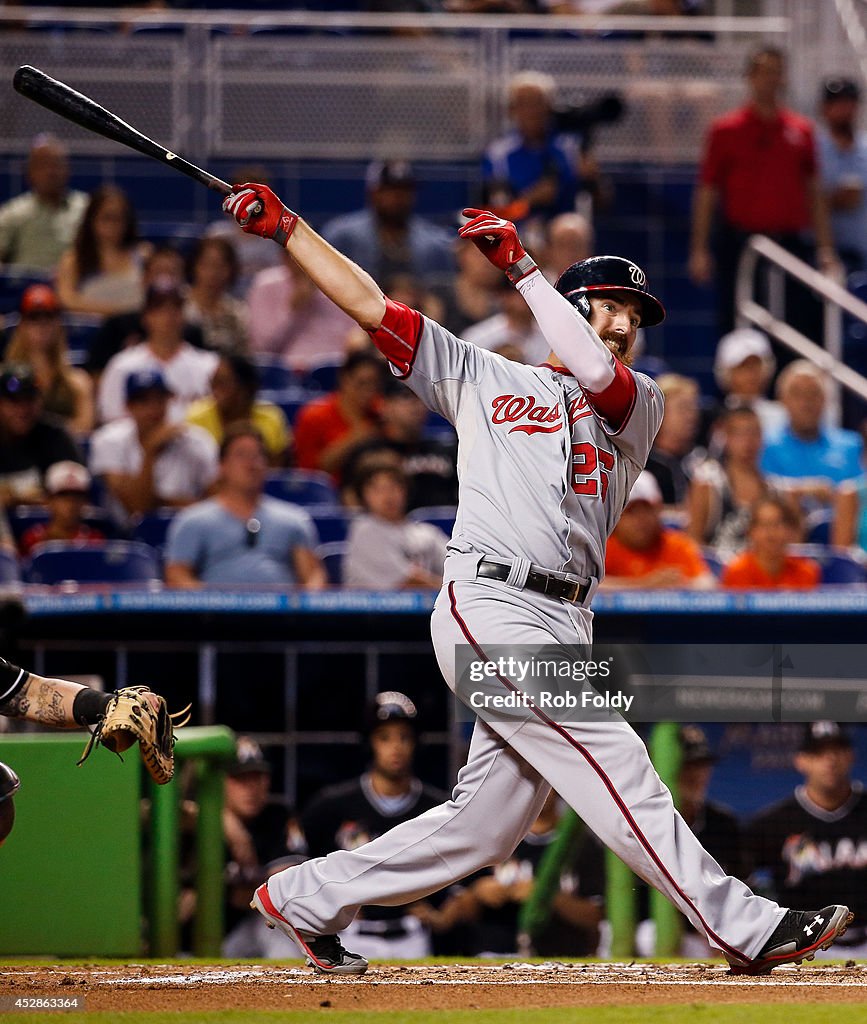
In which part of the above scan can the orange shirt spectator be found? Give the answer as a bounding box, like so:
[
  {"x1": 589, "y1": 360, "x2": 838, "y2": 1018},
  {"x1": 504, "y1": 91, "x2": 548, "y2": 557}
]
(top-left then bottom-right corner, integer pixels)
[
  {"x1": 293, "y1": 351, "x2": 384, "y2": 482},
  {"x1": 603, "y1": 471, "x2": 714, "y2": 590},
  {"x1": 606, "y1": 530, "x2": 710, "y2": 583},
  {"x1": 721, "y1": 495, "x2": 820, "y2": 590},
  {"x1": 721, "y1": 552, "x2": 820, "y2": 590}
]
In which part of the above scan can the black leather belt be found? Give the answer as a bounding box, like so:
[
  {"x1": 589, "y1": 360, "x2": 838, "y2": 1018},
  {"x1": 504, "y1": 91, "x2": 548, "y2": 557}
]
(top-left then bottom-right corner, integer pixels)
[{"x1": 477, "y1": 558, "x2": 591, "y2": 604}]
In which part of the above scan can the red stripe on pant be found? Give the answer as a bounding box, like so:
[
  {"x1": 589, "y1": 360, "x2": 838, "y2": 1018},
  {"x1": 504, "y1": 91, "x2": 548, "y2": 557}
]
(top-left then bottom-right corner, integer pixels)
[{"x1": 447, "y1": 581, "x2": 749, "y2": 964}]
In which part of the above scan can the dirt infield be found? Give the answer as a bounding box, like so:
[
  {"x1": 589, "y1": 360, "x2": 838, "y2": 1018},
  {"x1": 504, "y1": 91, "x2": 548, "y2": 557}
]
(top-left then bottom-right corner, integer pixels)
[{"x1": 2, "y1": 961, "x2": 867, "y2": 1012}]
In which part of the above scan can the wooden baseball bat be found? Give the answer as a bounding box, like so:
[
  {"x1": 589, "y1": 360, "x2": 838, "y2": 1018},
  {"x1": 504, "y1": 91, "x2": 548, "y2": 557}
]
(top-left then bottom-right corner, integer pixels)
[{"x1": 12, "y1": 65, "x2": 260, "y2": 211}]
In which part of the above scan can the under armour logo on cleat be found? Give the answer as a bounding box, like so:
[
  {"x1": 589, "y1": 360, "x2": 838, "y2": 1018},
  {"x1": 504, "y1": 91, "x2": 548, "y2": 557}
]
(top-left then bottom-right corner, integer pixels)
[{"x1": 804, "y1": 914, "x2": 825, "y2": 936}]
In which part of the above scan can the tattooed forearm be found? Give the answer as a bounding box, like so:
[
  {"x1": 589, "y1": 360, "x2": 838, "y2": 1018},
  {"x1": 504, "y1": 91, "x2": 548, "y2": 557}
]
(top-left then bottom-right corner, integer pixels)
[
  {"x1": 1, "y1": 690, "x2": 31, "y2": 719},
  {"x1": 1, "y1": 677, "x2": 70, "y2": 726}
]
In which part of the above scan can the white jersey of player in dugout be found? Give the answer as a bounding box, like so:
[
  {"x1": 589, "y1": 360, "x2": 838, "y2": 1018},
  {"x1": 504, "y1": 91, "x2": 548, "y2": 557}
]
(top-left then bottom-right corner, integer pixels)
[{"x1": 221, "y1": 186, "x2": 853, "y2": 977}]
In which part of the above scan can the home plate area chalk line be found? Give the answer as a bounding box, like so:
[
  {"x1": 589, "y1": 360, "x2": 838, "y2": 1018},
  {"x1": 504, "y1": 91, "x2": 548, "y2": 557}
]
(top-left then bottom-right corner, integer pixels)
[{"x1": 9, "y1": 962, "x2": 867, "y2": 989}]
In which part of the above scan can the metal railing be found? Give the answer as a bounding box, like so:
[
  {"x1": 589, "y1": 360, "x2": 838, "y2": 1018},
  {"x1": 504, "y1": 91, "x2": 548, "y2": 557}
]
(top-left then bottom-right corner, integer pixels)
[
  {"x1": 0, "y1": 7, "x2": 790, "y2": 165},
  {"x1": 735, "y1": 234, "x2": 867, "y2": 426}
]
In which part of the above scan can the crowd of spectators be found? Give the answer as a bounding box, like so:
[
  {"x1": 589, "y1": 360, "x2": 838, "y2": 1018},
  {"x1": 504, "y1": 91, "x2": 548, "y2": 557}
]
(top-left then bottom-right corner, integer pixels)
[{"x1": 2, "y1": 43, "x2": 867, "y2": 594}]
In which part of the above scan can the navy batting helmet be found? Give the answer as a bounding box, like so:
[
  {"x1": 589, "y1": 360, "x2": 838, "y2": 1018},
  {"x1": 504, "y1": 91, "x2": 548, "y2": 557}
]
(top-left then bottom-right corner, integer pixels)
[
  {"x1": 555, "y1": 255, "x2": 665, "y2": 327},
  {"x1": 364, "y1": 691, "x2": 418, "y2": 736}
]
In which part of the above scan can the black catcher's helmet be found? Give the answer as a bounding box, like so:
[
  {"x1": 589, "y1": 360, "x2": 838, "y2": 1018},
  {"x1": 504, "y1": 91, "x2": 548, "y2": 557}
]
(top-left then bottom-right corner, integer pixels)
[
  {"x1": 0, "y1": 760, "x2": 20, "y2": 845},
  {"x1": 555, "y1": 255, "x2": 665, "y2": 327},
  {"x1": 364, "y1": 691, "x2": 418, "y2": 737}
]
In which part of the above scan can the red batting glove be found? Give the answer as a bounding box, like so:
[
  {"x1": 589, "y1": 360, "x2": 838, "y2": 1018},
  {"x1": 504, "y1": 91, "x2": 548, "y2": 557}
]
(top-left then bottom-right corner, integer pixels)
[
  {"x1": 458, "y1": 207, "x2": 537, "y2": 284},
  {"x1": 222, "y1": 182, "x2": 299, "y2": 247}
]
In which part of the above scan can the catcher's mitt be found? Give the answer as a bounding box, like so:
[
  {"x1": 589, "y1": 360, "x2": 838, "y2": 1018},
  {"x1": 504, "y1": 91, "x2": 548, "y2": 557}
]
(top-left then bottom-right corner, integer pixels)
[{"x1": 77, "y1": 686, "x2": 191, "y2": 785}]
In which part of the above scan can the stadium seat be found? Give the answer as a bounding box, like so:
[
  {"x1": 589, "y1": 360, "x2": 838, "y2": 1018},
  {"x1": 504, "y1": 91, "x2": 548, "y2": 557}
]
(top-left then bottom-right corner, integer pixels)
[
  {"x1": 130, "y1": 509, "x2": 178, "y2": 552},
  {"x1": 264, "y1": 469, "x2": 338, "y2": 506},
  {"x1": 805, "y1": 508, "x2": 834, "y2": 545},
  {"x1": 407, "y1": 505, "x2": 457, "y2": 537},
  {"x1": 25, "y1": 540, "x2": 161, "y2": 586},
  {"x1": 254, "y1": 359, "x2": 297, "y2": 391},
  {"x1": 316, "y1": 541, "x2": 347, "y2": 586},
  {"x1": 311, "y1": 507, "x2": 350, "y2": 544},
  {"x1": 0, "y1": 549, "x2": 21, "y2": 584},
  {"x1": 303, "y1": 359, "x2": 342, "y2": 394},
  {"x1": 700, "y1": 548, "x2": 724, "y2": 579},
  {"x1": 792, "y1": 544, "x2": 867, "y2": 586},
  {"x1": 258, "y1": 387, "x2": 313, "y2": 427}
]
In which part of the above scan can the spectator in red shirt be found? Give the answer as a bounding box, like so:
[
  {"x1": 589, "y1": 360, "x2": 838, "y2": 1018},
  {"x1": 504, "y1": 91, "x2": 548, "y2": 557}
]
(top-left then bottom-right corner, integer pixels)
[
  {"x1": 19, "y1": 460, "x2": 105, "y2": 557},
  {"x1": 603, "y1": 471, "x2": 715, "y2": 590},
  {"x1": 722, "y1": 495, "x2": 820, "y2": 590},
  {"x1": 293, "y1": 351, "x2": 385, "y2": 482},
  {"x1": 689, "y1": 46, "x2": 838, "y2": 337}
]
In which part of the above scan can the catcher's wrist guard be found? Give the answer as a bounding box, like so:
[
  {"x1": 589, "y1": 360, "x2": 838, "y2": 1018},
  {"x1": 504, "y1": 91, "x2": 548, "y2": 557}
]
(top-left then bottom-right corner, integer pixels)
[
  {"x1": 77, "y1": 685, "x2": 191, "y2": 785},
  {"x1": 72, "y1": 687, "x2": 111, "y2": 726}
]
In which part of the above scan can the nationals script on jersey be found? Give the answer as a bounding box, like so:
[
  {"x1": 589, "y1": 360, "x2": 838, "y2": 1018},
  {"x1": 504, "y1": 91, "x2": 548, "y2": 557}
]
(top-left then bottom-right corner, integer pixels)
[{"x1": 370, "y1": 299, "x2": 663, "y2": 581}]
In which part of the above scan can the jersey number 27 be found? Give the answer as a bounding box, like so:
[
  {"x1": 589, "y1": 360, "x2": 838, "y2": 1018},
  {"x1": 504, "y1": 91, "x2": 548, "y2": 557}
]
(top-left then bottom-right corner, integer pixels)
[{"x1": 572, "y1": 442, "x2": 614, "y2": 501}]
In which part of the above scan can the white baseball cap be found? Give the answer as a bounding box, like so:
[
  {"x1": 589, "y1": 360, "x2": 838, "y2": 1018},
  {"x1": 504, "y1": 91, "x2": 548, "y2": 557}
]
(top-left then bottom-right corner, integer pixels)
[
  {"x1": 714, "y1": 328, "x2": 775, "y2": 387},
  {"x1": 44, "y1": 461, "x2": 91, "y2": 496},
  {"x1": 626, "y1": 470, "x2": 662, "y2": 508}
]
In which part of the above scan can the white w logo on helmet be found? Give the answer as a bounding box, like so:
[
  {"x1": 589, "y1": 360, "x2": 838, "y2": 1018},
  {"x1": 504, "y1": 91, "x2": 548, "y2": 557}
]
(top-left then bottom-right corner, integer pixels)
[{"x1": 628, "y1": 263, "x2": 646, "y2": 287}]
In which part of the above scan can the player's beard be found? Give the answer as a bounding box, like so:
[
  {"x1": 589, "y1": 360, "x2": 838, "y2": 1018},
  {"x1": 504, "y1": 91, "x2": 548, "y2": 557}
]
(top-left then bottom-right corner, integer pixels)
[{"x1": 600, "y1": 333, "x2": 634, "y2": 367}]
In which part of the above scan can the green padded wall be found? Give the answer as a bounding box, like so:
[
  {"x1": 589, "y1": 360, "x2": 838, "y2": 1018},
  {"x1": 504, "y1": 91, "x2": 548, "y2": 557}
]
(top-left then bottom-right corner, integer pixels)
[{"x1": 0, "y1": 734, "x2": 142, "y2": 956}]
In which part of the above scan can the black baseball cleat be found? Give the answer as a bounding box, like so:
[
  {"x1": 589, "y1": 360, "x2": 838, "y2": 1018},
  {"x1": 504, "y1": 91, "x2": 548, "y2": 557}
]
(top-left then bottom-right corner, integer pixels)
[
  {"x1": 727, "y1": 905, "x2": 854, "y2": 975},
  {"x1": 250, "y1": 882, "x2": 369, "y2": 976}
]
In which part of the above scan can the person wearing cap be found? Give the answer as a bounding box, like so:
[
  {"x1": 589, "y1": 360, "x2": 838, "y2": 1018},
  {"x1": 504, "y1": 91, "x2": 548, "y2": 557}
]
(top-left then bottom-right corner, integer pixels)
[
  {"x1": 89, "y1": 368, "x2": 218, "y2": 527},
  {"x1": 247, "y1": 248, "x2": 357, "y2": 371},
  {"x1": 687, "y1": 406, "x2": 775, "y2": 558},
  {"x1": 18, "y1": 460, "x2": 105, "y2": 558},
  {"x1": 603, "y1": 470, "x2": 715, "y2": 589},
  {"x1": 0, "y1": 363, "x2": 81, "y2": 508},
  {"x1": 0, "y1": 134, "x2": 88, "y2": 273},
  {"x1": 321, "y1": 160, "x2": 455, "y2": 291},
  {"x1": 721, "y1": 495, "x2": 820, "y2": 589},
  {"x1": 747, "y1": 723, "x2": 867, "y2": 957},
  {"x1": 5, "y1": 284, "x2": 94, "y2": 435},
  {"x1": 817, "y1": 76, "x2": 867, "y2": 276},
  {"x1": 220, "y1": 737, "x2": 307, "y2": 958},
  {"x1": 296, "y1": 692, "x2": 447, "y2": 960},
  {"x1": 690, "y1": 46, "x2": 837, "y2": 338},
  {"x1": 481, "y1": 72, "x2": 599, "y2": 228},
  {"x1": 761, "y1": 360, "x2": 862, "y2": 514},
  {"x1": 97, "y1": 277, "x2": 219, "y2": 424},
  {"x1": 710, "y1": 328, "x2": 786, "y2": 440},
  {"x1": 164, "y1": 423, "x2": 325, "y2": 590}
]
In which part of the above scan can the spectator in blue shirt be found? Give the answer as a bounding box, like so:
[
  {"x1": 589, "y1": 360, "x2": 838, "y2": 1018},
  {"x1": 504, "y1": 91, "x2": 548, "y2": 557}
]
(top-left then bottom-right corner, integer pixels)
[
  {"x1": 761, "y1": 360, "x2": 862, "y2": 512},
  {"x1": 482, "y1": 71, "x2": 598, "y2": 226},
  {"x1": 321, "y1": 161, "x2": 455, "y2": 291},
  {"x1": 817, "y1": 76, "x2": 867, "y2": 276},
  {"x1": 164, "y1": 423, "x2": 326, "y2": 590}
]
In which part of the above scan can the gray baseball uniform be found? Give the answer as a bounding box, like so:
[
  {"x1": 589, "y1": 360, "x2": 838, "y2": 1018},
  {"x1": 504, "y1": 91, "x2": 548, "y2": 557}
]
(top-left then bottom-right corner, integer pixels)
[{"x1": 266, "y1": 273, "x2": 785, "y2": 963}]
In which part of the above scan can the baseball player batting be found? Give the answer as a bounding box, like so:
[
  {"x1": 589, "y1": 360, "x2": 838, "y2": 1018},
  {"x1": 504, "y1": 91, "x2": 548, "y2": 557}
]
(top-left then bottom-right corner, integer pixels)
[{"x1": 223, "y1": 184, "x2": 852, "y2": 975}]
